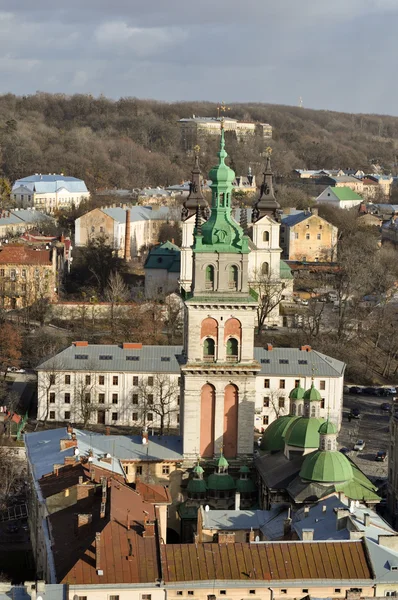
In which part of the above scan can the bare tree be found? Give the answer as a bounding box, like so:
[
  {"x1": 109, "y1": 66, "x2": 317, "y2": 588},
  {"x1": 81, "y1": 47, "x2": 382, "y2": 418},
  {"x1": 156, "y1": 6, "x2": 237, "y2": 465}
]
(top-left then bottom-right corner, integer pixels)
[
  {"x1": 73, "y1": 369, "x2": 98, "y2": 427},
  {"x1": 136, "y1": 374, "x2": 179, "y2": 435},
  {"x1": 37, "y1": 358, "x2": 63, "y2": 426},
  {"x1": 264, "y1": 389, "x2": 288, "y2": 420},
  {"x1": 105, "y1": 271, "x2": 129, "y2": 339},
  {"x1": 251, "y1": 268, "x2": 285, "y2": 330}
]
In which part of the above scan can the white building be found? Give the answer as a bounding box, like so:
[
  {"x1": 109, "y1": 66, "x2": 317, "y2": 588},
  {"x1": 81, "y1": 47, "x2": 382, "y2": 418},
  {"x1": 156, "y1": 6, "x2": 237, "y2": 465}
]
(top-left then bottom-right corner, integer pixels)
[
  {"x1": 12, "y1": 174, "x2": 90, "y2": 214},
  {"x1": 316, "y1": 186, "x2": 363, "y2": 209}
]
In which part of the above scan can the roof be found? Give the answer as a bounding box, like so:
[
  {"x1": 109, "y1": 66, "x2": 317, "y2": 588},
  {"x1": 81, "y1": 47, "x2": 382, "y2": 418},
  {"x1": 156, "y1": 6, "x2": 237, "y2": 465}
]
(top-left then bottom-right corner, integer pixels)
[
  {"x1": 144, "y1": 241, "x2": 181, "y2": 272},
  {"x1": 51, "y1": 479, "x2": 161, "y2": 584},
  {"x1": 200, "y1": 506, "x2": 286, "y2": 537},
  {"x1": 284, "y1": 417, "x2": 325, "y2": 449},
  {"x1": 160, "y1": 540, "x2": 373, "y2": 582},
  {"x1": 37, "y1": 343, "x2": 182, "y2": 374},
  {"x1": 207, "y1": 472, "x2": 236, "y2": 491},
  {"x1": 260, "y1": 415, "x2": 299, "y2": 452},
  {"x1": 135, "y1": 481, "x2": 172, "y2": 504},
  {"x1": 289, "y1": 385, "x2": 305, "y2": 400},
  {"x1": 13, "y1": 174, "x2": 88, "y2": 194},
  {"x1": 319, "y1": 420, "x2": 337, "y2": 435},
  {"x1": 101, "y1": 205, "x2": 172, "y2": 224},
  {"x1": 322, "y1": 187, "x2": 363, "y2": 201},
  {"x1": 299, "y1": 450, "x2": 353, "y2": 483},
  {"x1": 0, "y1": 245, "x2": 52, "y2": 265},
  {"x1": 303, "y1": 383, "x2": 322, "y2": 401},
  {"x1": 0, "y1": 585, "x2": 65, "y2": 600},
  {"x1": 254, "y1": 347, "x2": 345, "y2": 377},
  {"x1": 366, "y1": 539, "x2": 398, "y2": 583},
  {"x1": 0, "y1": 209, "x2": 54, "y2": 228},
  {"x1": 280, "y1": 260, "x2": 293, "y2": 280},
  {"x1": 255, "y1": 452, "x2": 306, "y2": 489}
]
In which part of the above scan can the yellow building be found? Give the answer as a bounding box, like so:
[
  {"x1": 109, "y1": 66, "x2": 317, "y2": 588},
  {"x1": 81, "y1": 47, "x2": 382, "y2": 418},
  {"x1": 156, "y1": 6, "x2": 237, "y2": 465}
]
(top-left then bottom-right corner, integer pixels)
[
  {"x1": 280, "y1": 208, "x2": 338, "y2": 262},
  {"x1": 179, "y1": 116, "x2": 272, "y2": 151}
]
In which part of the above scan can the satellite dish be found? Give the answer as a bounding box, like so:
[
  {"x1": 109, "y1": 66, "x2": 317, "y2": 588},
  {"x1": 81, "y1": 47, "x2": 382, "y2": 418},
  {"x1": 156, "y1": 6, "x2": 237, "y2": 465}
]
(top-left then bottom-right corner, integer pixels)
[
  {"x1": 37, "y1": 596, "x2": 43, "y2": 600},
  {"x1": 255, "y1": 536, "x2": 260, "y2": 543},
  {"x1": 142, "y1": 437, "x2": 147, "y2": 445},
  {"x1": 205, "y1": 505, "x2": 210, "y2": 512},
  {"x1": 106, "y1": 453, "x2": 111, "y2": 459},
  {"x1": 74, "y1": 448, "x2": 80, "y2": 456}
]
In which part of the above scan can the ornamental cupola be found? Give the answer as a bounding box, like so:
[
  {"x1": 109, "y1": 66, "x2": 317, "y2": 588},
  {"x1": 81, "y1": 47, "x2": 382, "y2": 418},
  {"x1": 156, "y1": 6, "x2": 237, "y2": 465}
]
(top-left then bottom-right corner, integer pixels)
[
  {"x1": 182, "y1": 150, "x2": 209, "y2": 221},
  {"x1": 252, "y1": 155, "x2": 280, "y2": 222},
  {"x1": 289, "y1": 381, "x2": 305, "y2": 416},
  {"x1": 303, "y1": 382, "x2": 322, "y2": 418}
]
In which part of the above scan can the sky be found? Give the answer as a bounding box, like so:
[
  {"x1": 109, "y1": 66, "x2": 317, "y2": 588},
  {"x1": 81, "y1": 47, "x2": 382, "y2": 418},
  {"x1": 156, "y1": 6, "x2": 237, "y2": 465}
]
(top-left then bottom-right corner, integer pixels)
[{"x1": 1, "y1": 0, "x2": 398, "y2": 115}]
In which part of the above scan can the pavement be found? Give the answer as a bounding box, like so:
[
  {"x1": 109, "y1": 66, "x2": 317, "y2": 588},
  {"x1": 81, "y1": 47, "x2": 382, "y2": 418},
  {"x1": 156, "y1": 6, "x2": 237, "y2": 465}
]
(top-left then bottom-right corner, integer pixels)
[{"x1": 339, "y1": 392, "x2": 391, "y2": 480}]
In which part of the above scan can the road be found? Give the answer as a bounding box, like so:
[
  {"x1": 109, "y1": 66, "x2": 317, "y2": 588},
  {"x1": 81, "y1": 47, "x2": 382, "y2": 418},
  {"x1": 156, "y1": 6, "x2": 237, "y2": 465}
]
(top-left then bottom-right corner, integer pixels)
[{"x1": 339, "y1": 392, "x2": 391, "y2": 480}]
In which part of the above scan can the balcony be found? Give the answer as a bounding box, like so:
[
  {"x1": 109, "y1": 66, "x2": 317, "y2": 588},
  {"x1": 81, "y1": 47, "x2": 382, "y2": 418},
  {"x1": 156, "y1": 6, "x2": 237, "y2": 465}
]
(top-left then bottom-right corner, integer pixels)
[
  {"x1": 203, "y1": 355, "x2": 215, "y2": 362},
  {"x1": 205, "y1": 282, "x2": 214, "y2": 291}
]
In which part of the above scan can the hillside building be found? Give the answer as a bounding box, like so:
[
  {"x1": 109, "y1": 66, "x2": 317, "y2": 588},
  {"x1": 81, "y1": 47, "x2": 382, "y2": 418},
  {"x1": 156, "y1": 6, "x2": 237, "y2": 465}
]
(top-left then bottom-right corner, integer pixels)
[
  {"x1": 144, "y1": 241, "x2": 180, "y2": 298},
  {"x1": 316, "y1": 186, "x2": 363, "y2": 209},
  {"x1": 0, "y1": 208, "x2": 55, "y2": 238},
  {"x1": 280, "y1": 208, "x2": 338, "y2": 262},
  {"x1": 12, "y1": 174, "x2": 89, "y2": 214}
]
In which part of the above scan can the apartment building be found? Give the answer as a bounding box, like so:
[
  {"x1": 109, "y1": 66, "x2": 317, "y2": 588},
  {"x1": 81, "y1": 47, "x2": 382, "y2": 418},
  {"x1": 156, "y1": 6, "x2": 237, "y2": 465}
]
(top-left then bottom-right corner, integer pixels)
[
  {"x1": 0, "y1": 208, "x2": 55, "y2": 238},
  {"x1": 12, "y1": 174, "x2": 89, "y2": 214},
  {"x1": 280, "y1": 208, "x2": 338, "y2": 262},
  {"x1": 179, "y1": 116, "x2": 272, "y2": 151}
]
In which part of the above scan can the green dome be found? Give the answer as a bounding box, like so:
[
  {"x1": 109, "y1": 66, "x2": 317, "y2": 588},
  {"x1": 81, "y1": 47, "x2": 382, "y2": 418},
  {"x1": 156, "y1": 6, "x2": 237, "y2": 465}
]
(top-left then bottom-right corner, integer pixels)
[
  {"x1": 260, "y1": 415, "x2": 300, "y2": 452},
  {"x1": 284, "y1": 417, "x2": 325, "y2": 449},
  {"x1": 187, "y1": 478, "x2": 207, "y2": 494},
  {"x1": 207, "y1": 473, "x2": 236, "y2": 491},
  {"x1": 303, "y1": 383, "x2": 322, "y2": 402},
  {"x1": 300, "y1": 450, "x2": 353, "y2": 483},
  {"x1": 193, "y1": 464, "x2": 204, "y2": 475},
  {"x1": 236, "y1": 477, "x2": 256, "y2": 494},
  {"x1": 208, "y1": 130, "x2": 235, "y2": 185},
  {"x1": 319, "y1": 421, "x2": 337, "y2": 435},
  {"x1": 289, "y1": 386, "x2": 305, "y2": 400},
  {"x1": 218, "y1": 454, "x2": 229, "y2": 469},
  {"x1": 239, "y1": 465, "x2": 250, "y2": 474}
]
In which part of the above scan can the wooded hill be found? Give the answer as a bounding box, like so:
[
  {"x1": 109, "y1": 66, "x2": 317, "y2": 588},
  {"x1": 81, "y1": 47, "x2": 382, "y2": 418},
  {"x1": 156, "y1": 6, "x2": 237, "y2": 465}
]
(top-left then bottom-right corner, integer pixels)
[{"x1": 0, "y1": 93, "x2": 397, "y2": 191}]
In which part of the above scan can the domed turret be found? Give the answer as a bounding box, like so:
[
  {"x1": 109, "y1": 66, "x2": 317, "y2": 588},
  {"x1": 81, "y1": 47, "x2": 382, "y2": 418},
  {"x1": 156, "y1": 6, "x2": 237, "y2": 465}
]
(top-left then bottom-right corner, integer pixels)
[
  {"x1": 260, "y1": 414, "x2": 300, "y2": 452},
  {"x1": 236, "y1": 465, "x2": 256, "y2": 495},
  {"x1": 303, "y1": 383, "x2": 322, "y2": 402},
  {"x1": 187, "y1": 462, "x2": 207, "y2": 496},
  {"x1": 303, "y1": 382, "x2": 322, "y2": 418},
  {"x1": 284, "y1": 416, "x2": 325, "y2": 454},
  {"x1": 207, "y1": 453, "x2": 236, "y2": 493},
  {"x1": 289, "y1": 382, "x2": 305, "y2": 416}
]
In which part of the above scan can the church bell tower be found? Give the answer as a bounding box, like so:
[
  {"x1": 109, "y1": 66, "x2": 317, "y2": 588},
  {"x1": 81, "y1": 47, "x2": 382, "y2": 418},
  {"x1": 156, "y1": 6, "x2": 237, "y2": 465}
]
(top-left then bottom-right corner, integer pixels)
[{"x1": 181, "y1": 129, "x2": 260, "y2": 462}]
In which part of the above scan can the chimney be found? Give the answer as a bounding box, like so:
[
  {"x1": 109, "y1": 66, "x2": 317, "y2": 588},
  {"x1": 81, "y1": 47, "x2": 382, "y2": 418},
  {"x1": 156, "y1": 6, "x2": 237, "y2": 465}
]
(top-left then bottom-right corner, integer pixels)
[
  {"x1": 142, "y1": 426, "x2": 149, "y2": 445},
  {"x1": 249, "y1": 528, "x2": 255, "y2": 543},
  {"x1": 364, "y1": 513, "x2": 371, "y2": 527},
  {"x1": 218, "y1": 532, "x2": 236, "y2": 544},
  {"x1": 124, "y1": 209, "x2": 131, "y2": 261},
  {"x1": 123, "y1": 343, "x2": 142, "y2": 349},
  {"x1": 303, "y1": 506, "x2": 310, "y2": 517},
  {"x1": 266, "y1": 344, "x2": 273, "y2": 351},
  {"x1": 283, "y1": 517, "x2": 292, "y2": 537},
  {"x1": 67, "y1": 423, "x2": 73, "y2": 434},
  {"x1": 335, "y1": 508, "x2": 350, "y2": 531},
  {"x1": 302, "y1": 528, "x2": 314, "y2": 541},
  {"x1": 73, "y1": 341, "x2": 88, "y2": 347},
  {"x1": 322, "y1": 505, "x2": 327, "y2": 513},
  {"x1": 235, "y1": 491, "x2": 241, "y2": 511},
  {"x1": 143, "y1": 514, "x2": 155, "y2": 538},
  {"x1": 60, "y1": 438, "x2": 77, "y2": 450},
  {"x1": 95, "y1": 532, "x2": 103, "y2": 574},
  {"x1": 76, "y1": 513, "x2": 92, "y2": 533},
  {"x1": 300, "y1": 345, "x2": 312, "y2": 352},
  {"x1": 311, "y1": 207, "x2": 319, "y2": 216},
  {"x1": 105, "y1": 426, "x2": 110, "y2": 436},
  {"x1": 53, "y1": 464, "x2": 61, "y2": 476},
  {"x1": 350, "y1": 530, "x2": 365, "y2": 540}
]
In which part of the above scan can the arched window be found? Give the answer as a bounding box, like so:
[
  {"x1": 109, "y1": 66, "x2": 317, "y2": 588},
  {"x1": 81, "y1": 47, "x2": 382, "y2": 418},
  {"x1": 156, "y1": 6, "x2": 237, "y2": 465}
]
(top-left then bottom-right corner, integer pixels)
[
  {"x1": 292, "y1": 403, "x2": 297, "y2": 416},
  {"x1": 327, "y1": 439, "x2": 332, "y2": 451},
  {"x1": 311, "y1": 405, "x2": 316, "y2": 417},
  {"x1": 228, "y1": 265, "x2": 239, "y2": 290},
  {"x1": 261, "y1": 262, "x2": 269, "y2": 276},
  {"x1": 226, "y1": 338, "x2": 239, "y2": 361},
  {"x1": 219, "y1": 193, "x2": 225, "y2": 207},
  {"x1": 263, "y1": 231, "x2": 270, "y2": 242},
  {"x1": 298, "y1": 404, "x2": 303, "y2": 416},
  {"x1": 205, "y1": 265, "x2": 215, "y2": 290},
  {"x1": 203, "y1": 338, "x2": 215, "y2": 360}
]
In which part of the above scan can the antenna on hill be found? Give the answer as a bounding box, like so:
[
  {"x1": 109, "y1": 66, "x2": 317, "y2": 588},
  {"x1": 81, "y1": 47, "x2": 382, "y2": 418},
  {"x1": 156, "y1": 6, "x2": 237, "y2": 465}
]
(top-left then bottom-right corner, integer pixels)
[{"x1": 298, "y1": 96, "x2": 303, "y2": 108}]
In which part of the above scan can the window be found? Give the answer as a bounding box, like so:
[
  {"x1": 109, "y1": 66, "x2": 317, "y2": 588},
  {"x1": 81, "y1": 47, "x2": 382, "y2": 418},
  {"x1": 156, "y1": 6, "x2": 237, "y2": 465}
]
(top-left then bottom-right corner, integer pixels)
[
  {"x1": 91, "y1": 226, "x2": 95, "y2": 233},
  {"x1": 261, "y1": 358, "x2": 270, "y2": 364},
  {"x1": 263, "y1": 231, "x2": 270, "y2": 242},
  {"x1": 133, "y1": 376, "x2": 138, "y2": 386},
  {"x1": 162, "y1": 465, "x2": 170, "y2": 475},
  {"x1": 136, "y1": 466, "x2": 143, "y2": 476},
  {"x1": 49, "y1": 411, "x2": 55, "y2": 420},
  {"x1": 261, "y1": 262, "x2": 269, "y2": 276},
  {"x1": 99, "y1": 355, "x2": 113, "y2": 360},
  {"x1": 177, "y1": 413, "x2": 180, "y2": 424},
  {"x1": 64, "y1": 393, "x2": 70, "y2": 404},
  {"x1": 249, "y1": 591, "x2": 256, "y2": 595},
  {"x1": 78, "y1": 596, "x2": 88, "y2": 600},
  {"x1": 132, "y1": 393, "x2": 139, "y2": 404},
  {"x1": 147, "y1": 413, "x2": 153, "y2": 421},
  {"x1": 141, "y1": 596, "x2": 151, "y2": 600},
  {"x1": 334, "y1": 590, "x2": 341, "y2": 594},
  {"x1": 320, "y1": 398, "x2": 325, "y2": 409},
  {"x1": 113, "y1": 376, "x2": 119, "y2": 386},
  {"x1": 22, "y1": 269, "x2": 26, "y2": 278},
  {"x1": 109, "y1": 596, "x2": 119, "y2": 600},
  {"x1": 84, "y1": 393, "x2": 90, "y2": 403},
  {"x1": 161, "y1": 357, "x2": 170, "y2": 362},
  {"x1": 178, "y1": 377, "x2": 182, "y2": 385},
  {"x1": 228, "y1": 265, "x2": 238, "y2": 290},
  {"x1": 306, "y1": 233, "x2": 310, "y2": 240},
  {"x1": 264, "y1": 379, "x2": 270, "y2": 388},
  {"x1": 203, "y1": 337, "x2": 215, "y2": 359},
  {"x1": 205, "y1": 265, "x2": 215, "y2": 290},
  {"x1": 298, "y1": 359, "x2": 308, "y2": 365},
  {"x1": 279, "y1": 379, "x2": 285, "y2": 389},
  {"x1": 49, "y1": 374, "x2": 55, "y2": 385},
  {"x1": 263, "y1": 397, "x2": 270, "y2": 407},
  {"x1": 10, "y1": 269, "x2": 16, "y2": 280},
  {"x1": 320, "y1": 380, "x2": 326, "y2": 390},
  {"x1": 111, "y1": 412, "x2": 118, "y2": 421},
  {"x1": 263, "y1": 415, "x2": 269, "y2": 425},
  {"x1": 100, "y1": 226, "x2": 104, "y2": 233},
  {"x1": 220, "y1": 592, "x2": 226, "y2": 596},
  {"x1": 188, "y1": 593, "x2": 194, "y2": 596},
  {"x1": 0, "y1": 269, "x2": 4, "y2": 277},
  {"x1": 49, "y1": 392, "x2": 55, "y2": 403},
  {"x1": 99, "y1": 375, "x2": 105, "y2": 385},
  {"x1": 65, "y1": 375, "x2": 71, "y2": 384},
  {"x1": 177, "y1": 395, "x2": 180, "y2": 406},
  {"x1": 294, "y1": 232, "x2": 299, "y2": 240},
  {"x1": 99, "y1": 393, "x2": 105, "y2": 404},
  {"x1": 317, "y1": 233, "x2": 321, "y2": 240},
  {"x1": 147, "y1": 394, "x2": 154, "y2": 405},
  {"x1": 126, "y1": 356, "x2": 139, "y2": 361},
  {"x1": 177, "y1": 593, "x2": 183, "y2": 597},
  {"x1": 226, "y1": 337, "x2": 238, "y2": 360},
  {"x1": 281, "y1": 591, "x2": 287, "y2": 595},
  {"x1": 279, "y1": 359, "x2": 288, "y2": 364},
  {"x1": 295, "y1": 379, "x2": 300, "y2": 388},
  {"x1": 85, "y1": 375, "x2": 91, "y2": 385},
  {"x1": 148, "y1": 376, "x2": 154, "y2": 386},
  {"x1": 302, "y1": 590, "x2": 309, "y2": 594},
  {"x1": 278, "y1": 397, "x2": 285, "y2": 408},
  {"x1": 64, "y1": 411, "x2": 70, "y2": 420},
  {"x1": 112, "y1": 394, "x2": 118, "y2": 404},
  {"x1": 132, "y1": 412, "x2": 138, "y2": 420}
]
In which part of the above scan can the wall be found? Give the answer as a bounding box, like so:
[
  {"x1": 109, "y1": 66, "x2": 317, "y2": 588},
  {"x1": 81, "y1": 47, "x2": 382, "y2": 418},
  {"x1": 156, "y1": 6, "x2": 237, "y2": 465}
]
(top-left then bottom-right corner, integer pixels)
[{"x1": 282, "y1": 215, "x2": 338, "y2": 262}]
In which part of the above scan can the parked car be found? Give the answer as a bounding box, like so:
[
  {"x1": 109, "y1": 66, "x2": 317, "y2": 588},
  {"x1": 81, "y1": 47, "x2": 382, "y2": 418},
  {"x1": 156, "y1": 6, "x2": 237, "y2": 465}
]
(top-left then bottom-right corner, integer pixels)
[
  {"x1": 381, "y1": 403, "x2": 392, "y2": 412},
  {"x1": 343, "y1": 386, "x2": 351, "y2": 394},
  {"x1": 6, "y1": 367, "x2": 26, "y2": 374},
  {"x1": 6, "y1": 523, "x2": 18, "y2": 534},
  {"x1": 375, "y1": 451, "x2": 387, "y2": 462},
  {"x1": 354, "y1": 440, "x2": 365, "y2": 451},
  {"x1": 350, "y1": 408, "x2": 360, "y2": 419},
  {"x1": 339, "y1": 447, "x2": 350, "y2": 455},
  {"x1": 363, "y1": 387, "x2": 377, "y2": 395},
  {"x1": 257, "y1": 437, "x2": 262, "y2": 447},
  {"x1": 386, "y1": 387, "x2": 397, "y2": 395},
  {"x1": 349, "y1": 387, "x2": 362, "y2": 394}
]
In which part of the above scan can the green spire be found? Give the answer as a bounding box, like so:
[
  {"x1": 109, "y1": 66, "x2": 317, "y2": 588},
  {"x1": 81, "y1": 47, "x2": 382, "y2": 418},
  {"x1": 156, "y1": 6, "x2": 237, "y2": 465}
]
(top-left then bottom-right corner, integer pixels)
[{"x1": 194, "y1": 130, "x2": 248, "y2": 254}]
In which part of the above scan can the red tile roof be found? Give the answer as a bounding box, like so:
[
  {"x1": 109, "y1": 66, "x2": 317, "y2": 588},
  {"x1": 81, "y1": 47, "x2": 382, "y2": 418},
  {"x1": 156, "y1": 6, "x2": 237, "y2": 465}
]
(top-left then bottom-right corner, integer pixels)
[
  {"x1": 136, "y1": 481, "x2": 172, "y2": 504},
  {"x1": 0, "y1": 245, "x2": 52, "y2": 265},
  {"x1": 161, "y1": 541, "x2": 373, "y2": 582}
]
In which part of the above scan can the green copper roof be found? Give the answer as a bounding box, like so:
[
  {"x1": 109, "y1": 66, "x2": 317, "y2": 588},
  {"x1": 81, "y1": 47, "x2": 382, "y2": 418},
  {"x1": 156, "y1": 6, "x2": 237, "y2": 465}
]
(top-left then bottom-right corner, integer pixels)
[
  {"x1": 194, "y1": 129, "x2": 248, "y2": 255},
  {"x1": 284, "y1": 417, "x2": 325, "y2": 448},
  {"x1": 319, "y1": 420, "x2": 337, "y2": 435},
  {"x1": 144, "y1": 241, "x2": 181, "y2": 272},
  {"x1": 303, "y1": 383, "x2": 322, "y2": 402},
  {"x1": 187, "y1": 478, "x2": 207, "y2": 494},
  {"x1": 260, "y1": 415, "x2": 300, "y2": 452},
  {"x1": 236, "y1": 477, "x2": 256, "y2": 494},
  {"x1": 299, "y1": 450, "x2": 353, "y2": 483},
  {"x1": 218, "y1": 454, "x2": 229, "y2": 469},
  {"x1": 280, "y1": 260, "x2": 293, "y2": 280},
  {"x1": 289, "y1": 385, "x2": 305, "y2": 400},
  {"x1": 331, "y1": 186, "x2": 363, "y2": 201},
  {"x1": 239, "y1": 465, "x2": 250, "y2": 474},
  {"x1": 207, "y1": 473, "x2": 236, "y2": 491},
  {"x1": 193, "y1": 464, "x2": 204, "y2": 475},
  {"x1": 177, "y1": 503, "x2": 199, "y2": 520}
]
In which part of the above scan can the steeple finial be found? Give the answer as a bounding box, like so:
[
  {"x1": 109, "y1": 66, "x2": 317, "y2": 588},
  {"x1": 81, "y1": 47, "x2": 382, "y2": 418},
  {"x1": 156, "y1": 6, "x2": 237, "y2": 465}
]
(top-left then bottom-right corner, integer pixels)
[
  {"x1": 182, "y1": 146, "x2": 208, "y2": 220},
  {"x1": 252, "y1": 148, "x2": 280, "y2": 222},
  {"x1": 240, "y1": 207, "x2": 248, "y2": 235},
  {"x1": 194, "y1": 204, "x2": 202, "y2": 236}
]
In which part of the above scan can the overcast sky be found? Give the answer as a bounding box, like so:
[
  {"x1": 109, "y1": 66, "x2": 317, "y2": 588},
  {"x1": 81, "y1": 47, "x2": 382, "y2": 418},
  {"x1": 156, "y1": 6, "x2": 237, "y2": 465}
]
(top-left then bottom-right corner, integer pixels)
[{"x1": 1, "y1": 0, "x2": 397, "y2": 115}]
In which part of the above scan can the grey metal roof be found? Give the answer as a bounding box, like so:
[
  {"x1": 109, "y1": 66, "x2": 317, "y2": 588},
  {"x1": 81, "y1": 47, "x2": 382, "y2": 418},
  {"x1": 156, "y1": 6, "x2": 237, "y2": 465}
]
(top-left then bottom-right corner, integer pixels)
[
  {"x1": 37, "y1": 345, "x2": 344, "y2": 378},
  {"x1": 0, "y1": 584, "x2": 65, "y2": 600},
  {"x1": 366, "y1": 539, "x2": 398, "y2": 583},
  {"x1": 254, "y1": 347, "x2": 345, "y2": 377},
  {"x1": 37, "y1": 344, "x2": 182, "y2": 374},
  {"x1": 201, "y1": 506, "x2": 287, "y2": 539},
  {"x1": 101, "y1": 205, "x2": 172, "y2": 224},
  {"x1": 25, "y1": 427, "x2": 183, "y2": 482},
  {"x1": 13, "y1": 174, "x2": 88, "y2": 194},
  {"x1": 0, "y1": 209, "x2": 54, "y2": 227}
]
